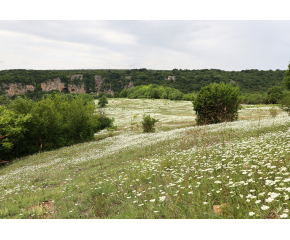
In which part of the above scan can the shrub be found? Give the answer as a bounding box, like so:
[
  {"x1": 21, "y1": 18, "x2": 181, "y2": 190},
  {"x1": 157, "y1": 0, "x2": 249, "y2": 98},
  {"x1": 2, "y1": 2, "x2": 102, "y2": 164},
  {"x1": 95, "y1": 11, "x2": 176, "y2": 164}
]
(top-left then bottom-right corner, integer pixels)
[
  {"x1": 113, "y1": 92, "x2": 120, "y2": 98},
  {"x1": 193, "y1": 82, "x2": 241, "y2": 125},
  {"x1": 98, "y1": 95, "x2": 108, "y2": 108},
  {"x1": 280, "y1": 95, "x2": 290, "y2": 115},
  {"x1": 141, "y1": 114, "x2": 159, "y2": 133},
  {"x1": 269, "y1": 106, "x2": 278, "y2": 118}
]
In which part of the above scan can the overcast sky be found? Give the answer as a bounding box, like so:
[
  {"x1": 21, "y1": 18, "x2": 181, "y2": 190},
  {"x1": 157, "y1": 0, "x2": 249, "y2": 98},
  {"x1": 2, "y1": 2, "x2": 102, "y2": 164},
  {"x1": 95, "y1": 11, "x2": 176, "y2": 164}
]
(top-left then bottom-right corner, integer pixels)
[{"x1": 1, "y1": 19, "x2": 290, "y2": 71}]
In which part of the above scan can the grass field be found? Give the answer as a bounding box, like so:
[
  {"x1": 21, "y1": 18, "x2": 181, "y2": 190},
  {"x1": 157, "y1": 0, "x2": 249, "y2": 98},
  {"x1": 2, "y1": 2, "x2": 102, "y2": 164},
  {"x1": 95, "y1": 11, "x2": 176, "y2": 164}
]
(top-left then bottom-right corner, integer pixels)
[{"x1": 1, "y1": 99, "x2": 290, "y2": 219}]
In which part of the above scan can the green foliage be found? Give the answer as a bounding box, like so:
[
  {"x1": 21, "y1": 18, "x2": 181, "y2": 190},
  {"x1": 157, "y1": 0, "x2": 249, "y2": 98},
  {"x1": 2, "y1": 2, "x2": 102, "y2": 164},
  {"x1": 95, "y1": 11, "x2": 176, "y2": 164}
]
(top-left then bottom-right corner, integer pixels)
[
  {"x1": 0, "y1": 69, "x2": 286, "y2": 102},
  {"x1": 193, "y1": 82, "x2": 241, "y2": 125},
  {"x1": 280, "y1": 95, "x2": 290, "y2": 115},
  {"x1": 240, "y1": 93, "x2": 267, "y2": 104},
  {"x1": 0, "y1": 106, "x2": 31, "y2": 157},
  {"x1": 98, "y1": 95, "x2": 108, "y2": 108},
  {"x1": 113, "y1": 92, "x2": 120, "y2": 98},
  {"x1": 0, "y1": 95, "x2": 10, "y2": 107},
  {"x1": 169, "y1": 89, "x2": 183, "y2": 100},
  {"x1": 182, "y1": 93, "x2": 195, "y2": 101},
  {"x1": 283, "y1": 63, "x2": 290, "y2": 91},
  {"x1": 120, "y1": 89, "x2": 128, "y2": 98},
  {"x1": 141, "y1": 114, "x2": 159, "y2": 133},
  {"x1": 1, "y1": 96, "x2": 114, "y2": 161},
  {"x1": 266, "y1": 86, "x2": 283, "y2": 104}
]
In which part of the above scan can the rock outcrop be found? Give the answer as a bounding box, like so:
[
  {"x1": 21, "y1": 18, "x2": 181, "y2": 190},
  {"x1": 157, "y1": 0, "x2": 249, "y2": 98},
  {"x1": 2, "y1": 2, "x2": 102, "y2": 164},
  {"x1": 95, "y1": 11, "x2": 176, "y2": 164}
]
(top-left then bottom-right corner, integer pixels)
[
  {"x1": 125, "y1": 81, "x2": 134, "y2": 89},
  {"x1": 103, "y1": 84, "x2": 114, "y2": 96},
  {"x1": 1, "y1": 83, "x2": 35, "y2": 97},
  {"x1": 41, "y1": 78, "x2": 65, "y2": 92},
  {"x1": 68, "y1": 83, "x2": 86, "y2": 94},
  {"x1": 1, "y1": 74, "x2": 118, "y2": 97},
  {"x1": 165, "y1": 76, "x2": 176, "y2": 82},
  {"x1": 94, "y1": 75, "x2": 106, "y2": 93}
]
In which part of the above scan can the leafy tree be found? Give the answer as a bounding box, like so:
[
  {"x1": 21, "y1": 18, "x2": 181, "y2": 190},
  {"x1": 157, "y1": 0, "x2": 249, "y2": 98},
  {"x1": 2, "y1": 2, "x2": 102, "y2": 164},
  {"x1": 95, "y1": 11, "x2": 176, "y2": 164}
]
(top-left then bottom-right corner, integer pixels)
[
  {"x1": 120, "y1": 89, "x2": 128, "y2": 98},
  {"x1": 141, "y1": 114, "x2": 159, "y2": 133},
  {"x1": 280, "y1": 95, "x2": 290, "y2": 115},
  {"x1": 193, "y1": 82, "x2": 241, "y2": 125},
  {"x1": 0, "y1": 106, "x2": 31, "y2": 160},
  {"x1": 98, "y1": 95, "x2": 108, "y2": 108},
  {"x1": 266, "y1": 86, "x2": 283, "y2": 104},
  {"x1": 113, "y1": 92, "x2": 120, "y2": 98},
  {"x1": 284, "y1": 63, "x2": 290, "y2": 91}
]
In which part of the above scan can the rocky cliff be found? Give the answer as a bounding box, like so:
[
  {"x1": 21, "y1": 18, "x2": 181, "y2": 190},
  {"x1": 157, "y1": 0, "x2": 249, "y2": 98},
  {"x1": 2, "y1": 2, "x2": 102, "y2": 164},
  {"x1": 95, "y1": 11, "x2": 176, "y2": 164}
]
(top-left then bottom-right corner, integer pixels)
[
  {"x1": 1, "y1": 74, "x2": 135, "y2": 97},
  {"x1": 1, "y1": 83, "x2": 35, "y2": 97},
  {"x1": 41, "y1": 77, "x2": 65, "y2": 92}
]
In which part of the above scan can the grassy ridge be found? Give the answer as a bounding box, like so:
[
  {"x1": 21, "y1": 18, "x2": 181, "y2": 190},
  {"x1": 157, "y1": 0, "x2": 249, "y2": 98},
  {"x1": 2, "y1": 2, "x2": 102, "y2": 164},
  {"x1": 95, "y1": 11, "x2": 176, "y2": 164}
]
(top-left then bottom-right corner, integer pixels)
[{"x1": 0, "y1": 99, "x2": 290, "y2": 218}]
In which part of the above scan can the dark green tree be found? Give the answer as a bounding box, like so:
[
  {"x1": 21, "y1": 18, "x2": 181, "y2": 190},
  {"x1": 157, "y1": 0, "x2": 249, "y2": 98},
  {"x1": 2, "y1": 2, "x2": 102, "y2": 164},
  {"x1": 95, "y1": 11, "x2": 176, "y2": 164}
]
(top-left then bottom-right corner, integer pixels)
[
  {"x1": 98, "y1": 95, "x2": 108, "y2": 108},
  {"x1": 284, "y1": 63, "x2": 290, "y2": 91},
  {"x1": 266, "y1": 86, "x2": 283, "y2": 104},
  {"x1": 193, "y1": 82, "x2": 241, "y2": 125},
  {"x1": 141, "y1": 114, "x2": 159, "y2": 133}
]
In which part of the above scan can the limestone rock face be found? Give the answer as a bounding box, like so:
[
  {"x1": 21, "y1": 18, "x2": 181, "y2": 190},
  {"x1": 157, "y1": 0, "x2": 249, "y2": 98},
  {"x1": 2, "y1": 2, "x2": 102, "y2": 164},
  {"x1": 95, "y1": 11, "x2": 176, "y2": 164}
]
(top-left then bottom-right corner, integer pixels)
[
  {"x1": 26, "y1": 85, "x2": 35, "y2": 91},
  {"x1": 94, "y1": 75, "x2": 106, "y2": 92},
  {"x1": 165, "y1": 76, "x2": 176, "y2": 82},
  {"x1": 125, "y1": 76, "x2": 132, "y2": 80},
  {"x1": 125, "y1": 81, "x2": 134, "y2": 89},
  {"x1": 68, "y1": 83, "x2": 86, "y2": 94},
  {"x1": 103, "y1": 83, "x2": 114, "y2": 96},
  {"x1": 1, "y1": 83, "x2": 36, "y2": 97},
  {"x1": 41, "y1": 78, "x2": 65, "y2": 92}
]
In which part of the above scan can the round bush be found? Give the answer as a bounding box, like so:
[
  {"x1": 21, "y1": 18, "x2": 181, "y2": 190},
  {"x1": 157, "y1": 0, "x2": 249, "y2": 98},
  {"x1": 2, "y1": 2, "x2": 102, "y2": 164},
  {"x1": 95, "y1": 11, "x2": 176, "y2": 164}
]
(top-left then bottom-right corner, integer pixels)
[{"x1": 193, "y1": 82, "x2": 241, "y2": 125}]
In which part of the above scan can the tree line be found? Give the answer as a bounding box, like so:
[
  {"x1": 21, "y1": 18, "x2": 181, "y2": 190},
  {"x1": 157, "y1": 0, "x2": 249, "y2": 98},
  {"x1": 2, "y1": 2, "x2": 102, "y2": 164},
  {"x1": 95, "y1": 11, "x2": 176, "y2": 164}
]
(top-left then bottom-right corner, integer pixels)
[
  {"x1": 0, "y1": 93, "x2": 114, "y2": 162},
  {"x1": 0, "y1": 68, "x2": 286, "y2": 99}
]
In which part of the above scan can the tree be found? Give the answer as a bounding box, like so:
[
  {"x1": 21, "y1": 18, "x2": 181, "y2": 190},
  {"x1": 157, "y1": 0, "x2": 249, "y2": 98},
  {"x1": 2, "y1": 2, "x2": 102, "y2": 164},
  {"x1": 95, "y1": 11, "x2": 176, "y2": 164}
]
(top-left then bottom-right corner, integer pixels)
[
  {"x1": 193, "y1": 82, "x2": 241, "y2": 125},
  {"x1": 280, "y1": 95, "x2": 290, "y2": 115},
  {"x1": 141, "y1": 114, "x2": 159, "y2": 133},
  {"x1": 113, "y1": 92, "x2": 120, "y2": 98},
  {"x1": 266, "y1": 86, "x2": 283, "y2": 104},
  {"x1": 284, "y1": 63, "x2": 290, "y2": 91},
  {"x1": 98, "y1": 95, "x2": 108, "y2": 108},
  {"x1": 0, "y1": 106, "x2": 31, "y2": 160}
]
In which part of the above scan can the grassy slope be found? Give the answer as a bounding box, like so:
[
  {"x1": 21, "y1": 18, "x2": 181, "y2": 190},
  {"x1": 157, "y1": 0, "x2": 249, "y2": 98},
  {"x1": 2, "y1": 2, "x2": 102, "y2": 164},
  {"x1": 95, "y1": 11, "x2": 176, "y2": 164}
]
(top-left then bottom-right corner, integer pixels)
[{"x1": 1, "y1": 99, "x2": 290, "y2": 219}]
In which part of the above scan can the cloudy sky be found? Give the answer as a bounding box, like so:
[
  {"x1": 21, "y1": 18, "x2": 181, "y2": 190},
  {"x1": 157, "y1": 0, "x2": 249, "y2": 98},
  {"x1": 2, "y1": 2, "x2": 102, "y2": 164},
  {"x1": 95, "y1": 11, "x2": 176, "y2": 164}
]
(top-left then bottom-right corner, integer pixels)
[{"x1": 1, "y1": 3, "x2": 290, "y2": 71}]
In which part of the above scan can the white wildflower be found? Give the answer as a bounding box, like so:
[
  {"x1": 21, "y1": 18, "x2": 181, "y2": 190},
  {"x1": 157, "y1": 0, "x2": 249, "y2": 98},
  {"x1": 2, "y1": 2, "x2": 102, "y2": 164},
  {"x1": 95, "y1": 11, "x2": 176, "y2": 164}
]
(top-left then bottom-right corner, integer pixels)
[
  {"x1": 159, "y1": 196, "x2": 166, "y2": 202},
  {"x1": 261, "y1": 205, "x2": 270, "y2": 210},
  {"x1": 149, "y1": 199, "x2": 155, "y2": 202},
  {"x1": 249, "y1": 212, "x2": 255, "y2": 216}
]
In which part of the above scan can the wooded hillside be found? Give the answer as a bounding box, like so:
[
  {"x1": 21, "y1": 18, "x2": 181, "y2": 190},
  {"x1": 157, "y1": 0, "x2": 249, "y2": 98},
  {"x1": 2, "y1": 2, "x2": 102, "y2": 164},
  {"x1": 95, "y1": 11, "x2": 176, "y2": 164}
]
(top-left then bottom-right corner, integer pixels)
[{"x1": 0, "y1": 68, "x2": 286, "y2": 97}]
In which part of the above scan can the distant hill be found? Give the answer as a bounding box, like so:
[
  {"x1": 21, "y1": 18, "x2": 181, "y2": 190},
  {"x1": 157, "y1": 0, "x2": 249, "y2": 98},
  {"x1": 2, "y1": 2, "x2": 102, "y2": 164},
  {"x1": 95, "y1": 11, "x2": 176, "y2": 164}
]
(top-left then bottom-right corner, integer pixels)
[{"x1": 0, "y1": 68, "x2": 286, "y2": 97}]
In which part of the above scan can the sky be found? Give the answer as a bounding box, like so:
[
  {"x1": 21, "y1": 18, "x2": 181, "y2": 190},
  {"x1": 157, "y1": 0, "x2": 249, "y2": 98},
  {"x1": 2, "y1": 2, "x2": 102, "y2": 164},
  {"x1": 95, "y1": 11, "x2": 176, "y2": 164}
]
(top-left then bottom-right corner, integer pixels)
[{"x1": 1, "y1": 2, "x2": 290, "y2": 72}]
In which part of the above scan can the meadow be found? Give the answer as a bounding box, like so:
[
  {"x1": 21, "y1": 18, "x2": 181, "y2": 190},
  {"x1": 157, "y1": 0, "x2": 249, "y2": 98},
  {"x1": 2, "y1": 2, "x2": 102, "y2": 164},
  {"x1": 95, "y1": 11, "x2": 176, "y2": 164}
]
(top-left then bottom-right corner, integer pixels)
[{"x1": 0, "y1": 98, "x2": 290, "y2": 219}]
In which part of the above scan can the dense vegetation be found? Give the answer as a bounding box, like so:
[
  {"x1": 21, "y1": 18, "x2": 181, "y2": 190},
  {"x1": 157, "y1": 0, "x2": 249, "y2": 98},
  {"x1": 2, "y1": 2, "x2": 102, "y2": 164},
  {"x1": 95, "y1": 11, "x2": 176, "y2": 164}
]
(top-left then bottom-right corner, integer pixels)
[
  {"x1": 0, "y1": 94, "x2": 114, "y2": 161},
  {"x1": 0, "y1": 68, "x2": 286, "y2": 97}
]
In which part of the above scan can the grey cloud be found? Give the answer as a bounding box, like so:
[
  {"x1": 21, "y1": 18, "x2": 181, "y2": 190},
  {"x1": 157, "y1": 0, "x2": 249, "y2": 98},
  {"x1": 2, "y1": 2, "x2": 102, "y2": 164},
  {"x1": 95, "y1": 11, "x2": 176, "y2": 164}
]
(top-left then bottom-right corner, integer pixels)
[{"x1": 1, "y1": 20, "x2": 290, "y2": 70}]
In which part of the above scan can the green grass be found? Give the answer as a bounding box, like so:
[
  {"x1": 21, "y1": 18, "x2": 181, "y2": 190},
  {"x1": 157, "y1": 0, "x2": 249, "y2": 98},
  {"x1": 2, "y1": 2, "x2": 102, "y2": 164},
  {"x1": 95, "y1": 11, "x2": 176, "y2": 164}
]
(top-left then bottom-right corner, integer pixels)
[{"x1": 1, "y1": 99, "x2": 290, "y2": 219}]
